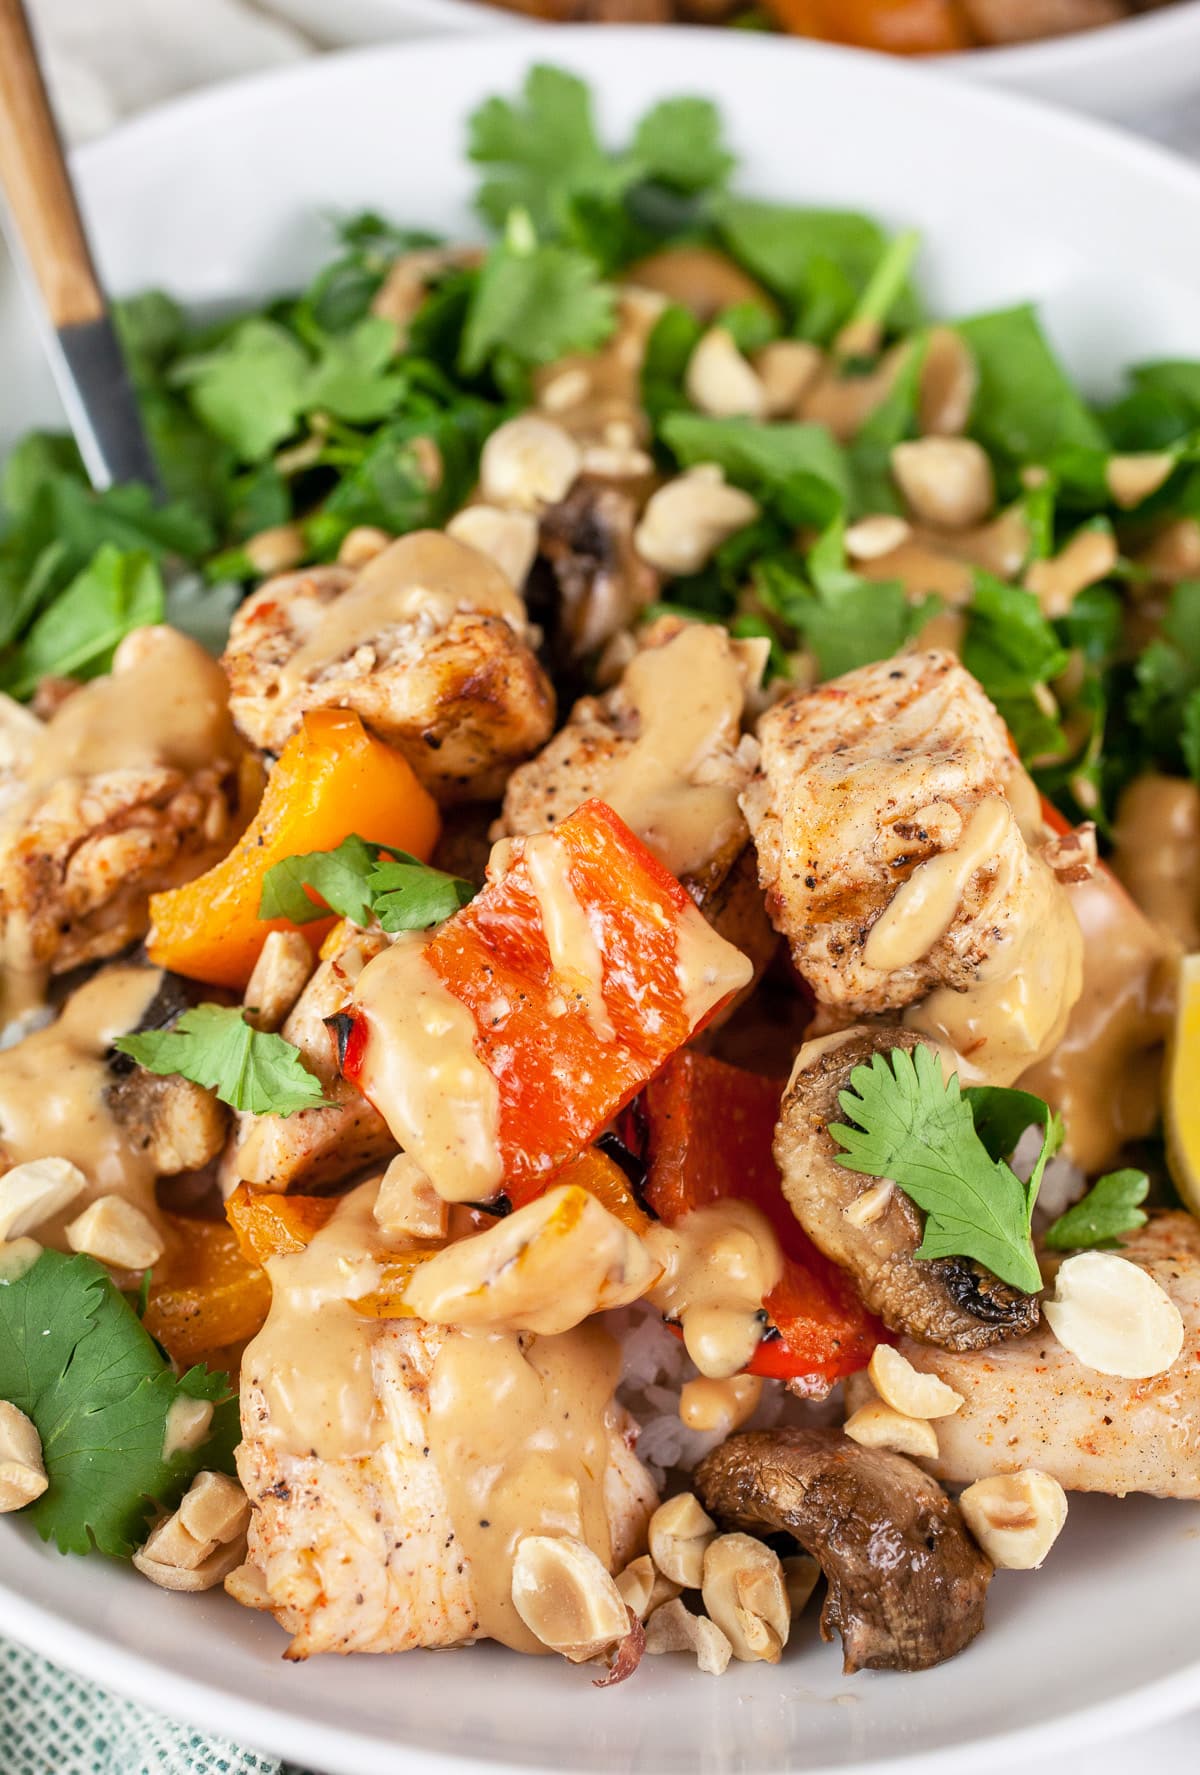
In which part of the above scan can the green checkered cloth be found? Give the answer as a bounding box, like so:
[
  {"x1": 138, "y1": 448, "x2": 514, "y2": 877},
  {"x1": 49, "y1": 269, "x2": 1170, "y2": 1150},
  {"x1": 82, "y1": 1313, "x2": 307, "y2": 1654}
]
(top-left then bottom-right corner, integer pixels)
[{"x1": 0, "y1": 1636, "x2": 315, "y2": 1775}]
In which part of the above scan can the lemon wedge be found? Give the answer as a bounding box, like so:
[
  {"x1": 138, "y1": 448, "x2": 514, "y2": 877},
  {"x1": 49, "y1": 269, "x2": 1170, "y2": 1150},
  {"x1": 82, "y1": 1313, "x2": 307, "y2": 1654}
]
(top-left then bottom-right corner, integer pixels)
[{"x1": 1165, "y1": 952, "x2": 1200, "y2": 1218}]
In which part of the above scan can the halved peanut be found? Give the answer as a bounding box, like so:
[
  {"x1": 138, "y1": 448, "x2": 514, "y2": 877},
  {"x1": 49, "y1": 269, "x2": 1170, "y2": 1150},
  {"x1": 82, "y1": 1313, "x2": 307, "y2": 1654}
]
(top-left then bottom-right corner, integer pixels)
[
  {"x1": 373, "y1": 1153, "x2": 449, "y2": 1243},
  {"x1": 614, "y1": 1553, "x2": 681, "y2": 1622},
  {"x1": 918, "y1": 327, "x2": 976, "y2": 437},
  {"x1": 959, "y1": 1470, "x2": 1068, "y2": 1570},
  {"x1": 480, "y1": 415, "x2": 581, "y2": 512},
  {"x1": 1106, "y1": 452, "x2": 1175, "y2": 511},
  {"x1": 134, "y1": 1537, "x2": 247, "y2": 1594},
  {"x1": 446, "y1": 504, "x2": 540, "y2": 589},
  {"x1": 781, "y1": 1554, "x2": 820, "y2": 1617},
  {"x1": 754, "y1": 340, "x2": 823, "y2": 417},
  {"x1": 892, "y1": 437, "x2": 994, "y2": 531},
  {"x1": 647, "y1": 1492, "x2": 717, "y2": 1588},
  {"x1": 336, "y1": 525, "x2": 392, "y2": 569},
  {"x1": 868, "y1": 1343, "x2": 964, "y2": 1419},
  {"x1": 0, "y1": 1156, "x2": 87, "y2": 1241},
  {"x1": 844, "y1": 514, "x2": 911, "y2": 562},
  {"x1": 685, "y1": 328, "x2": 765, "y2": 419},
  {"x1": 701, "y1": 1533, "x2": 790, "y2": 1664},
  {"x1": 843, "y1": 1399, "x2": 939, "y2": 1460},
  {"x1": 678, "y1": 1373, "x2": 762, "y2": 1436},
  {"x1": 243, "y1": 523, "x2": 305, "y2": 578},
  {"x1": 66, "y1": 1196, "x2": 164, "y2": 1272},
  {"x1": 634, "y1": 466, "x2": 759, "y2": 577},
  {"x1": 511, "y1": 1534, "x2": 629, "y2": 1662},
  {"x1": 1043, "y1": 1251, "x2": 1183, "y2": 1379},
  {"x1": 178, "y1": 1471, "x2": 251, "y2": 1548},
  {"x1": 0, "y1": 1400, "x2": 47, "y2": 1512},
  {"x1": 643, "y1": 1598, "x2": 732, "y2": 1675},
  {"x1": 244, "y1": 929, "x2": 313, "y2": 1033}
]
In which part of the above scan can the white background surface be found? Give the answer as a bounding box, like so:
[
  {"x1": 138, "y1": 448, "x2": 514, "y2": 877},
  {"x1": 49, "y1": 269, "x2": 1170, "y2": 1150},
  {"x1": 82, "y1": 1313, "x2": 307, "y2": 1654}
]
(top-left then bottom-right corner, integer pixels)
[{"x1": 6, "y1": 6, "x2": 1200, "y2": 1772}]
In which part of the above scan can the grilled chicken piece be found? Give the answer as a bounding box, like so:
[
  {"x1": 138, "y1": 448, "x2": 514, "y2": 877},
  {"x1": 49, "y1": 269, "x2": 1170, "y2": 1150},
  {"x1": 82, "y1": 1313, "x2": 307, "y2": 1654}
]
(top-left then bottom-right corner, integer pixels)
[
  {"x1": 743, "y1": 651, "x2": 1082, "y2": 1080},
  {"x1": 221, "y1": 533, "x2": 554, "y2": 803},
  {"x1": 846, "y1": 1214, "x2": 1200, "y2": 1500},
  {"x1": 775, "y1": 1026, "x2": 1040, "y2": 1350},
  {"x1": 107, "y1": 1070, "x2": 227, "y2": 1176},
  {"x1": 236, "y1": 1317, "x2": 656, "y2": 1657},
  {"x1": 696, "y1": 1427, "x2": 992, "y2": 1673},
  {"x1": 221, "y1": 924, "x2": 395, "y2": 1196},
  {"x1": 498, "y1": 616, "x2": 763, "y2": 901},
  {"x1": 0, "y1": 628, "x2": 249, "y2": 979}
]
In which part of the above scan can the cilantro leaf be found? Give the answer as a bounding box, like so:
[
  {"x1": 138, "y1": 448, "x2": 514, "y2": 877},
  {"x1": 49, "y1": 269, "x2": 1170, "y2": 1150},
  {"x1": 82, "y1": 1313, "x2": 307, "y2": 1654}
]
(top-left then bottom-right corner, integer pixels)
[
  {"x1": 830, "y1": 1044, "x2": 1044, "y2": 1295},
  {"x1": 1129, "y1": 580, "x2": 1200, "y2": 779},
  {"x1": 113, "y1": 1004, "x2": 330, "y2": 1117},
  {"x1": 258, "y1": 833, "x2": 380, "y2": 926},
  {"x1": 469, "y1": 65, "x2": 623, "y2": 237},
  {"x1": 460, "y1": 223, "x2": 615, "y2": 376},
  {"x1": 0, "y1": 1249, "x2": 237, "y2": 1556},
  {"x1": 660, "y1": 412, "x2": 850, "y2": 521},
  {"x1": 258, "y1": 834, "x2": 475, "y2": 935},
  {"x1": 368, "y1": 855, "x2": 475, "y2": 933},
  {"x1": 630, "y1": 97, "x2": 734, "y2": 194},
  {"x1": 955, "y1": 305, "x2": 1105, "y2": 466},
  {"x1": 303, "y1": 316, "x2": 407, "y2": 424},
  {"x1": 1043, "y1": 1168, "x2": 1150, "y2": 1252},
  {"x1": 171, "y1": 319, "x2": 311, "y2": 462},
  {"x1": 962, "y1": 572, "x2": 1069, "y2": 763},
  {"x1": 0, "y1": 546, "x2": 164, "y2": 699}
]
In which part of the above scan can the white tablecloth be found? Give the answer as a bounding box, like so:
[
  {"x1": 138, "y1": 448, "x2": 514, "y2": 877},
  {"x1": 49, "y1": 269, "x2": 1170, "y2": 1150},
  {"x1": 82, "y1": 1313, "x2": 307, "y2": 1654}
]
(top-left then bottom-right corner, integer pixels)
[{"x1": 13, "y1": 2, "x2": 1200, "y2": 1770}]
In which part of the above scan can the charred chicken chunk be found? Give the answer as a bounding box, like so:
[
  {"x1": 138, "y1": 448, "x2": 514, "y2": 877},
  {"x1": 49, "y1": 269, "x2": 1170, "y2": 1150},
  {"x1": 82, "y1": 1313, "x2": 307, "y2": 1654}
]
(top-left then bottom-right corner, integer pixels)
[
  {"x1": 0, "y1": 627, "x2": 250, "y2": 980},
  {"x1": 221, "y1": 532, "x2": 554, "y2": 803},
  {"x1": 696, "y1": 1427, "x2": 992, "y2": 1673},
  {"x1": 846, "y1": 1215, "x2": 1200, "y2": 1500},
  {"x1": 743, "y1": 651, "x2": 1083, "y2": 1082},
  {"x1": 774, "y1": 1027, "x2": 1040, "y2": 1350},
  {"x1": 498, "y1": 617, "x2": 764, "y2": 900}
]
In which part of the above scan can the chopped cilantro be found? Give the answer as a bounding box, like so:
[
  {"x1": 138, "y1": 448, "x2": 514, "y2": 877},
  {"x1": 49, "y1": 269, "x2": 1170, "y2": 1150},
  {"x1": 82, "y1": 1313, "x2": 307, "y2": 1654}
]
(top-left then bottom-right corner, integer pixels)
[
  {"x1": 258, "y1": 834, "x2": 474, "y2": 935},
  {"x1": 113, "y1": 1005, "x2": 330, "y2": 1117},
  {"x1": 0, "y1": 1249, "x2": 237, "y2": 1557},
  {"x1": 1044, "y1": 1169, "x2": 1150, "y2": 1251},
  {"x1": 830, "y1": 1045, "x2": 1047, "y2": 1295}
]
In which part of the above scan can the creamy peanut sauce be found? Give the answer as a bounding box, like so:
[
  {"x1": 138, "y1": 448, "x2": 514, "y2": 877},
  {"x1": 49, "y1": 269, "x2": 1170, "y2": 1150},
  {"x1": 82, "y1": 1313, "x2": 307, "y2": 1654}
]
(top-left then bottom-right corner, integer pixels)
[
  {"x1": 907, "y1": 842, "x2": 1083, "y2": 1087},
  {"x1": 426, "y1": 1320, "x2": 623, "y2": 1652},
  {"x1": 244, "y1": 1178, "x2": 627, "y2": 1652},
  {"x1": 1021, "y1": 866, "x2": 1177, "y2": 1174},
  {"x1": 404, "y1": 1185, "x2": 660, "y2": 1336},
  {"x1": 351, "y1": 934, "x2": 503, "y2": 1205},
  {"x1": 601, "y1": 624, "x2": 756, "y2": 881},
  {"x1": 281, "y1": 531, "x2": 525, "y2": 696},
  {"x1": 679, "y1": 1372, "x2": 762, "y2": 1435},
  {"x1": 0, "y1": 965, "x2": 163, "y2": 1240},
  {"x1": 161, "y1": 1395, "x2": 215, "y2": 1462},
  {"x1": 17, "y1": 626, "x2": 237, "y2": 797},
  {"x1": 864, "y1": 797, "x2": 1012, "y2": 972},
  {"x1": 646, "y1": 1199, "x2": 783, "y2": 1380},
  {"x1": 1111, "y1": 772, "x2": 1200, "y2": 953},
  {"x1": 533, "y1": 286, "x2": 666, "y2": 443},
  {"x1": 523, "y1": 834, "x2": 614, "y2": 1044},
  {"x1": 674, "y1": 897, "x2": 755, "y2": 1028}
]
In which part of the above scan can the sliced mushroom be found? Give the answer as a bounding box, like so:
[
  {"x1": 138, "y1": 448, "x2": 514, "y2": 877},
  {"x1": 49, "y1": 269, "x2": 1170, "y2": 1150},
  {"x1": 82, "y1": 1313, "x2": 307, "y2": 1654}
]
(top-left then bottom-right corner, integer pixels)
[
  {"x1": 105, "y1": 967, "x2": 229, "y2": 1173},
  {"x1": 774, "y1": 1026, "x2": 1039, "y2": 1351},
  {"x1": 624, "y1": 246, "x2": 777, "y2": 325},
  {"x1": 695, "y1": 1427, "x2": 992, "y2": 1674},
  {"x1": 530, "y1": 478, "x2": 660, "y2": 667}
]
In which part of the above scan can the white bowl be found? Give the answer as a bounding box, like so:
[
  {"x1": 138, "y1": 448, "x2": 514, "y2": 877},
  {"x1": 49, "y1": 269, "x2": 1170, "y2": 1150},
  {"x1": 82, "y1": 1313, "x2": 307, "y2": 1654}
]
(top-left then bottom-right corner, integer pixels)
[
  {"x1": 2, "y1": 27, "x2": 1200, "y2": 1775},
  {"x1": 263, "y1": 0, "x2": 1200, "y2": 123},
  {"x1": 943, "y1": 0, "x2": 1200, "y2": 122}
]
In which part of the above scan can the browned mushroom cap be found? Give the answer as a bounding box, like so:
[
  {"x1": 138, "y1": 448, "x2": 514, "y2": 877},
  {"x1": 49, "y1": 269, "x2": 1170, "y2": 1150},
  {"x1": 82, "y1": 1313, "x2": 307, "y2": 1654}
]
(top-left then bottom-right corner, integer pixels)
[
  {"x1": 775, "y1": 1026, "x2": 1040, "y2": 1351},
  {"x1": 624, "y1": 246, "x2": 779, "y2": 325},
  {"x1": 532, "y1": 478, "x2": 661, "y2": 668},
  {"x1": 695, "y1": 1427, "x2": 992, "y2": 1674}
]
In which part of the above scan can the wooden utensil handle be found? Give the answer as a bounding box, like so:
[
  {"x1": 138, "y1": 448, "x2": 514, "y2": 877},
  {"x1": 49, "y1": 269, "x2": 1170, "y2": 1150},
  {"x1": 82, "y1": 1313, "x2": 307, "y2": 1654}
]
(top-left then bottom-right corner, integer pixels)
[{"x1": 0, "y1": 0, "x2": 102, "y2": 329}]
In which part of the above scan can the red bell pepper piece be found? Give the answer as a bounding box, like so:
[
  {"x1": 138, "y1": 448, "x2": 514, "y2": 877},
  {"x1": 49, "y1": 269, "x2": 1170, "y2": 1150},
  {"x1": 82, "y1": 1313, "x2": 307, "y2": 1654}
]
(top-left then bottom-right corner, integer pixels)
[
  {"x1": 341, "y1": 799, "x2": 752, "y2": 1205},
  {"x1": 636, "y1": 1051, "x2": 885, "y2": 1386}
]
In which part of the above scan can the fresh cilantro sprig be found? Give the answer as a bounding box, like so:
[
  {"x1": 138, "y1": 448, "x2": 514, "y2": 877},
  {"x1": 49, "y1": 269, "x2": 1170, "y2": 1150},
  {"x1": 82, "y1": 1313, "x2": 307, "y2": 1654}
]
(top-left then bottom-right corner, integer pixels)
[
  {"x1": 1044, "y1": 1168, "x2": 1150, "y2": 1252},
  {"x1": 113, "y1": 1005, "x2": 330, "y2": 1117},
  {"x1": 830, "y1": 1046, "x2": 1052, "y2": 1295},
  {"x1": 0, "y1": 1249, "x2": 237, "y2": 1557},
  {"x1": 257, "y1": 833, "x2": 474, "y2": 935}
]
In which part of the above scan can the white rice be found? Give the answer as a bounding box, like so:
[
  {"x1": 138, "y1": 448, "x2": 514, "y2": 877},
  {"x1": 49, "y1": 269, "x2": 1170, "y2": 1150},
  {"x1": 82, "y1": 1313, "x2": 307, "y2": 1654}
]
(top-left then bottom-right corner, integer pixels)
[{"x1": 1011, "y1": 1123, "x2": 1087, "y2": 1224}]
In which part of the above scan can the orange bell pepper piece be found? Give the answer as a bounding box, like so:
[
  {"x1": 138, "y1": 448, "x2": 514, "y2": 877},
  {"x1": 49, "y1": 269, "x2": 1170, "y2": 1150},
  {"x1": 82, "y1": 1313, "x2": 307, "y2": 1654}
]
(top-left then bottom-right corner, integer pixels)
[
  {"x1": 342, "y1": 800, "x2": 752, "y2": 1208},
  {"x1": 765, "y1": 0, "x2": 972, "y2": 51},
  {"x1": 143, "y1": 1214, "x2": 273, "y2": 1367},
  {"x1": 146, "y1": 708, "x2": 441, "y2": 990},
  {"x1": 638, "y1": 1051, "x2": 885, "y2": 1386}
]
